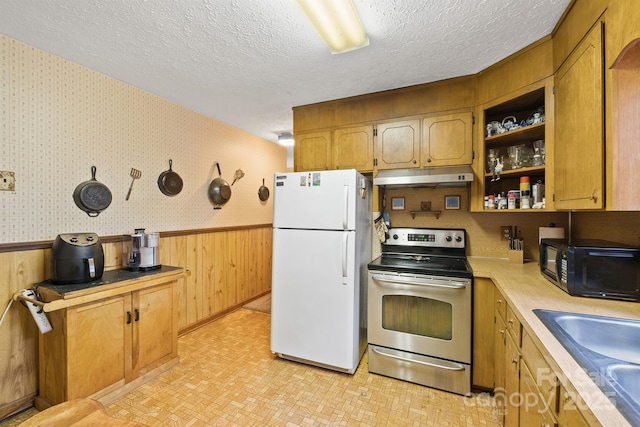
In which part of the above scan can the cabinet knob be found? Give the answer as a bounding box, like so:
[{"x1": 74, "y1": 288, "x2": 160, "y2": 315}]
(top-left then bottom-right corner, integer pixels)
[
  {"x1": 427, "y1": 158, "x2": 432, "y2": 163},
  {"x1": 413, "y1": 159, "x2": 417, "y2": 164}
]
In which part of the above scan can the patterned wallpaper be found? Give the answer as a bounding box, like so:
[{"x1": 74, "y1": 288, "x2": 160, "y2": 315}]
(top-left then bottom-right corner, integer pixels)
[{"x1": 0, "y1": 35, "x2": 287, "y2": 243}]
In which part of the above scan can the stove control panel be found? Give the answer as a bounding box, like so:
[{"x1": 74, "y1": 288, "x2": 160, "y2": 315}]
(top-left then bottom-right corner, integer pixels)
[{"x1": 387, "y1": 228, "x2": 466, "y2": 249}]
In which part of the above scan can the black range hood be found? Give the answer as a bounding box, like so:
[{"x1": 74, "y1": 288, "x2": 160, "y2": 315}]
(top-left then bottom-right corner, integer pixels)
[{"x1": 373, "y1": 165, "x2": 474, "y2": 188}]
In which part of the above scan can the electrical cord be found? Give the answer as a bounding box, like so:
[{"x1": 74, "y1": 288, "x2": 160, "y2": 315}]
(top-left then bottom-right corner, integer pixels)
[{"x1": 0, "y1": 298, "x2": 14, "y2": 327}]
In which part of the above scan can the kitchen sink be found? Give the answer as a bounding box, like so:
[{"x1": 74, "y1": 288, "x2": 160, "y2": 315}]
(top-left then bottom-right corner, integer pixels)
[
  {"x1": 608, "y1": 364, "x2": 640, "y2": 408},
  {"x1": 552, "y1": 313, "x2": 640, "y2": 364},
  {"x1": 534, "y1": 309, "x2": 640, "y2": 426}
]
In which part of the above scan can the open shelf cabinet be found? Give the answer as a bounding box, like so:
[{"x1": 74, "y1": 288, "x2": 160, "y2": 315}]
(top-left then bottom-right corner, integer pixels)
[{"x1": 472, "y1": 77, "x2": 554, "y2": 212}]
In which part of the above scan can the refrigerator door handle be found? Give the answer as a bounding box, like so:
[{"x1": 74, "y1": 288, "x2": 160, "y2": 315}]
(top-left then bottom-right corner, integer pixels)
[
  {"x1": 342, "y1": 184, "x2": 349, "y2": 230},
  {"x1": 342, "y1": 232, "x2": 349, "y2": 284}
]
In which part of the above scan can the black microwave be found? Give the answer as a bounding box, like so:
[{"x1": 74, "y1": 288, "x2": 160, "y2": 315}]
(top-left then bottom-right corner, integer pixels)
[{"x1": 539, "y1": 238, "x2": 640, "y2": 302}]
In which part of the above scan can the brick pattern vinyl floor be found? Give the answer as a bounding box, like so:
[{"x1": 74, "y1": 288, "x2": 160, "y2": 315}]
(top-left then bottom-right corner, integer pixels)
[{"x1": 103, "y1": 308, "x2": 501, "y2": 426}]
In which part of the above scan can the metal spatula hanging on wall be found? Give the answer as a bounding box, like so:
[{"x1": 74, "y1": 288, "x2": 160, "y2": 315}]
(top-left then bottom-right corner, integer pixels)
[
  {"x1": 126, "y1": 168, "x2": 142, "y2": 200},
  {"x1": 231, "y1": 168, "x2": 245, "y2": 186}
]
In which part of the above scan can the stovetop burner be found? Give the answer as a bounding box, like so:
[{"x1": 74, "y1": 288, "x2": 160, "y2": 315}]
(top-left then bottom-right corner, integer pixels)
[{"x1": 368, "y1": 227, "x2": 472, "y2": 279}]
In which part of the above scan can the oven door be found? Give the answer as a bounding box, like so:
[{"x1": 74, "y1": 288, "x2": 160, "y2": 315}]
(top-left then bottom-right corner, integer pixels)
[{"x1": 368, "y1": 270, "x2": 471, "y2": 364}]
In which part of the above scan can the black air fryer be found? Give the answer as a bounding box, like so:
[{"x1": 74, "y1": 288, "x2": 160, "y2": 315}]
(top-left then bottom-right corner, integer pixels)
[{"x1": 50, "y1": 233, "x2": 105, "y2": 284}]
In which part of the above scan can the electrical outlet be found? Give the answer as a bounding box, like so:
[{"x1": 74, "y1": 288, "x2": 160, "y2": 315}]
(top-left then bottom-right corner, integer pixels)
[
  {"x1": 500, "y1": 226, "x2": 512, "y2": 240},
  {"x1": 0, "y1": 171, "x2": 16, "y2": 191}
]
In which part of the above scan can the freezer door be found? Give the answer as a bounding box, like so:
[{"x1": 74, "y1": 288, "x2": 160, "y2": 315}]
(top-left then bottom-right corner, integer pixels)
[
  {"x1": 273, "y1": 170, "x2": 365, "y2": 231},
  {"x1": 271, "y1": 228, "x2": 359, "y2": 372}
]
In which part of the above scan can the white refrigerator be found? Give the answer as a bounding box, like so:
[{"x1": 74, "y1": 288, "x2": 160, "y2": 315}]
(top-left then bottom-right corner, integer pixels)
[{"x1": 270, "y1": 169, "x2": 372, "y2": 374}]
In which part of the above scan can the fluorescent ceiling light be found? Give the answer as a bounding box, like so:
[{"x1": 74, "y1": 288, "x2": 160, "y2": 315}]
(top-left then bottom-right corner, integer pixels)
[
  {"x1": 296, "y1": 0, "x2": 369, "y2": 54},
  {"x1": 278, "y1": 133, "x2": 295, "y2": 147}
]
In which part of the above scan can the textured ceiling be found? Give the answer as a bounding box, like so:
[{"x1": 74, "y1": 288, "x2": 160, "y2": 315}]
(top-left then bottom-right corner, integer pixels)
[{"x1": 0, "y1": 0, "x2": 571, "y2": 144}]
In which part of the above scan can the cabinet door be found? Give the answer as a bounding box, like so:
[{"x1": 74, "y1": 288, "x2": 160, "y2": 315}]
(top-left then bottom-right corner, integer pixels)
[
  {"x1": 132, "y1": 282, "x2": 177, "y2": 378},
  {"x1": 421, "y1": 112, "x2": 473, "y2": 166},
  {"x1": 332, "y1": 125, "x2": 374, "y2": 171},
  {"x1": 554, "y1": 22, "x2": 604, "y2": 209},
  {"x1": 294, "y1": 130, "x2": 332, "y2": 171},
  {"x1": 494, "y1": 314, "x2": 507, "y2": 426},
  {"x1": 374, "y1": 119, "x2": 420, "y2": 170},
  {"x1": 504, "y1": 331, "x2": 520, "y2": 427},
  {"x1": 66, "y1": 295, "x2": 131, "y2": 400},
  {"x1": 472, "y1": 278, "x2": 495, "y2": 389},
  {"x1": 520, "y1": 362, "x2": 557, "y2": 427},
  {"x1": 557, "y1": 384, "x2": 590, "y2": 427}
]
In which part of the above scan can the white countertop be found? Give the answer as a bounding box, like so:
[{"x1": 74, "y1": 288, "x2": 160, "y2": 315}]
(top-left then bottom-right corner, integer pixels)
[{"x1": 468, "y1": 257, "x2": 639, "y2": 427}]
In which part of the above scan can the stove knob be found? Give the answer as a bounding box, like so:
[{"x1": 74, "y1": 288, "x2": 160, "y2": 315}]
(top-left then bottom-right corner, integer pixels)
[
  {"x1": 393, "y1": 234, "x2": 398, "y2": 240},
  {"x1": 445, "y1": 236, "x2": 452, "y2": 242},
  {"x1": 455, "y1": 236, "x2": 463, "y2": 243}
]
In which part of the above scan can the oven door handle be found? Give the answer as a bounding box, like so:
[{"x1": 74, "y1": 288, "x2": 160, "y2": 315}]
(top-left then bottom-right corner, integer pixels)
[
  {"x1": 371, "y1": 347, "x2": 466, "y2": 371},
  {"x1": 371, "y1": 274, "x2": 468, "y2": 289}
]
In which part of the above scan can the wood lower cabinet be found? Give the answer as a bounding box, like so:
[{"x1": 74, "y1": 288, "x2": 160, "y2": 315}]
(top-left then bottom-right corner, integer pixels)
[
  {"x1": 519, "y1": 362, "x2": 557, "y2": 427},
  {"x1": 472, "y1": 277, "x2": 495, "y2": 389},
  {"x1": 504, "y1": 326, "x2": 521, "y2": 427},
  {"x1": 36, "y1": 269, "x2": 181, "y2": 409},
  {"x1": 479, "y1": 280, "x2": 595, "y2": 427},
  {"x1": 557, "y1": 384, "x2": 590, "y2": 427}
]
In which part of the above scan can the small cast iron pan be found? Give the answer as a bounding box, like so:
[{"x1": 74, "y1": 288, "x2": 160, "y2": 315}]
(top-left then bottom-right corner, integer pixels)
[
  {"x1": 73, "y1": 166, "x2": 112, "y2": 217},
  {"x1": 158, "y1": 159, "x2": 183, "y2": 196},
  {"x1": 258, "y1": 178, "x2": 270, "y2": 201}
]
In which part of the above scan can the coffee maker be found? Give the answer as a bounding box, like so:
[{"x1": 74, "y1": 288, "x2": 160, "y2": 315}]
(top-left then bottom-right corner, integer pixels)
[{"x1": 122, "y1": 228, "x2": 161, "y2": 271}]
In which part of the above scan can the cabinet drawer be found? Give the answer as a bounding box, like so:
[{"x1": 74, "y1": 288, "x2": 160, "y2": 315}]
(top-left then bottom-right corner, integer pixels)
[
  {"x1": 522, "y1": 331, "x2": 558, "y2": 414},
  {"x1": 506, "y1": 305, "x2": 522, "y2": 347}
]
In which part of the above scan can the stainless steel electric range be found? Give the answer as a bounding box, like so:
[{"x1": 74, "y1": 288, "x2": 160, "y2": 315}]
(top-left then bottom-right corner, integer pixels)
[{"x1": 367, "y1": 227, "x2": 473, "y2": 395}]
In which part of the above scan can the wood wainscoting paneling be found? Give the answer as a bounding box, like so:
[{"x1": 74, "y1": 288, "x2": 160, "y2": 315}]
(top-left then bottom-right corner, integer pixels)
[{"x1": 0, "y1": 225, "x2": 272, "y2": 420}]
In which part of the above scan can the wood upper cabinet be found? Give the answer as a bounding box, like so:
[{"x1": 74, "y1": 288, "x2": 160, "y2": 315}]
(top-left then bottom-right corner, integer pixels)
[
  {"x1": 294, "y1": 130, "x2": 332, "y2": 171},
  {"x1": 421, "y1": 112, "x2": 473, "y2": 166},
  {"x1": 474, "y1": 79, "x2": 554, "y2": 212},
  {"x1": 332, "y1": 125, "x2": 374, "y2": 171},
  {"x1": 609, "y1": 38, "x2": 640, "y2": 210},
  {"x1": 294, "y1": 127, "x2": 374, "y2": 172},
  {"x1": 554, "y1": 21, "x2": 604, "y2": 209},
  {"x1": 374, "y1": 119, "x2": 420, "y2": 170}
]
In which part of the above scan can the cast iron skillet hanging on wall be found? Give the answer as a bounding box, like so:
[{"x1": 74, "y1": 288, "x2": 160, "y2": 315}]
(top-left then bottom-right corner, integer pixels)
[
  {"x1": 258, "y1": 178, "x2": 270, "y2": 201},
  {"x1": 73, "y1": 166, "x2": 112, "y2": 217},
  {"x1": 157, "y1": 159, "x2": 183, "y2": 196}
]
